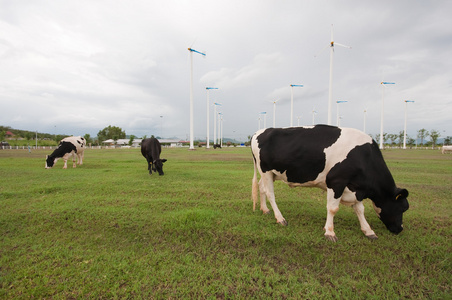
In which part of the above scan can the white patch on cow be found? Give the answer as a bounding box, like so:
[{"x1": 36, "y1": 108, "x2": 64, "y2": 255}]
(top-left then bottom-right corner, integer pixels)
[{"x1": 323, "y1": 128, "x2": 372, "y2": 171}]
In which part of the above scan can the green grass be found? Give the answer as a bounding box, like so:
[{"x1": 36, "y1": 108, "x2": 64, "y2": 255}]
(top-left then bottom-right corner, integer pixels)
[{"x1": 1, "y1": 147, "x2": 451, "y2": 298}]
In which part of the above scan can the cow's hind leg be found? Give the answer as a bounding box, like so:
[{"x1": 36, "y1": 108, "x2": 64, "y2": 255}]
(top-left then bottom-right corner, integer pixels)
[
  {"x1": 72, "y1": 153, "x2": 77, "y2": 168},
  {"x1": 324, "y1": 189, "x2": 340, "y2": 242},
  {"x1": 262, "y1": 172, "x2": 287, "y2": 226},
  {"x1": 353, "y1": 201, "x2": 378, "y2": 239},
  {"x1": 258, "y1": 178, "x2": 270, "y2": 215}
]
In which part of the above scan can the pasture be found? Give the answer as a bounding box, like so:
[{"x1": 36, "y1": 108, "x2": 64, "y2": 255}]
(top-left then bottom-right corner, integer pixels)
[{"x1": 1, "y1": 147, "x2": 450, "y2": 298}]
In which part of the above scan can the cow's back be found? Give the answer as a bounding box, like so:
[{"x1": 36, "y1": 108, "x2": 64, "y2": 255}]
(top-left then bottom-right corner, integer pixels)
[{"x1": 141, "y1": 137, "x2": 161, "y2": 158}]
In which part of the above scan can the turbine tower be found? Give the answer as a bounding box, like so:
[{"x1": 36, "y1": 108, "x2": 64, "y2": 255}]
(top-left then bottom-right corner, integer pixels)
[
  {"x1": 272, "y1": 99, "x2": 280, "y2": 127},
  {"x1": 403, "y1": 100, "x2": 414, "y2": 149},
  {"x1": 205, "y1": 87, "x2": 218, "y2": 149},
  {"x1": 336, "y1": 100, "x2": 347, "y2": 126},
  {"x1": 290, "y1": 84, "x2": 303, "y2": 127},
  {"x1": 213, "y1": 102, "x2": 222, "y2": 145},
  {"x1": 188, "y1": 47, "x2": 206, "y2": 150},
  {"x1": 379, "y1": 81, "x2": 395, "y2": 149},
  {"x1": 317, "y1": 25, "x2": 351, "y2": 125}
]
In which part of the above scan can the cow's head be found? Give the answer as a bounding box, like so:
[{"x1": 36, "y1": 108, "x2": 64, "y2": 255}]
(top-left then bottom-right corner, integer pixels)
[
  {"x1": 153, "y1": 158, "x2": 167, "y2": 175},
  {"x1": 373, "y1": 188, "x2": 409, "y2": 234},
  {"x1": 45, "y1": 155, "x2": 56, "y2": 169}
]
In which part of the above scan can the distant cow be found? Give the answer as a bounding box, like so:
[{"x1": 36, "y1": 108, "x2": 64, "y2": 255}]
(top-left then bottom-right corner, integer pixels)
[
  {"x1": 441, "y1": 145, "x2": 452, "y2": 154},
  {"x1": 45, "y1": 136, "x2": 85, "y2": 169},
  {"x1": 141, "y1": 137, "x2": 167, "y2": 175},
  {"x1": 251, "y1": 125, "x2": 409, "y2": 242}
]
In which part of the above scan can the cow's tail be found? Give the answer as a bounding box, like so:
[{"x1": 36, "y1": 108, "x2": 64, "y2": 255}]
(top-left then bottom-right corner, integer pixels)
[{"x1": 252, "y1": 154, "x2": 259, "y2": 212}]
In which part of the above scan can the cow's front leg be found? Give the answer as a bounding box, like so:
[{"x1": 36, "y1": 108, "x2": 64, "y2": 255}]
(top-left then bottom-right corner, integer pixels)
[
  {"x1": 353, "y1": 201, "x2": 378, "y2": 239},
  {"x1": 262, "y1": 173, "x2": 287, "y2": 226},
  {"x1": 63, "y1": 159, "x2": 68, "y2": 169},
  {"x1": 324, "y1": 189, "x2": 340, "y2": 242},
  {"x1": 77, "y1": 153, "x2": 83, "y2": 165},
  {"x1": 147, "y1": 158, "x2": 153, "y2": 175}
]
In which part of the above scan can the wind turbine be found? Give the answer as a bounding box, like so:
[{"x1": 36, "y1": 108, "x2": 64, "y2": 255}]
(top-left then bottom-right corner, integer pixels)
[
  {"x1": 272, "y1": 99, "x2": 280, "y2": 127},
  {"x1": 311, "y1": 108, "x2": 317, "y2": 125},
  {"x1": 218, "y1": 112, "x2": 224, "y2": 147},
  {"x1": 379, "y1": 81, "x2": 395, "y2": 149},
  {"x1": 205, "y1": 87, "x2": 218, "y2": 149},
  {"x1": 363, "y1": 109, "x2": 367, "y2": 133},
  {"x1": 213, "y1": 102, "x2": 222, "y2": 145},
  {"x1": 403, "y1": 100, "x2": 415, "y2": 149},
  {"x1": 317, "y1": 25, "x2": 351, "y2": 125},
  {"x1": 336, "y1": 100, "x2": 348, "y2": 126},
  {"x1": 290, "y1": 84, "x2": 303, "y2": 127},
  {"x1": 259, "y1": 112, "x2": 267, "y2": 129},
  {"x1": 188, "y1": 47, "x2": 206, "y2": 150}
]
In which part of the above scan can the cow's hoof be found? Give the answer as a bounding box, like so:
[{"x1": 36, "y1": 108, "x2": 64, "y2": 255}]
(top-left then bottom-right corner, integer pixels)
[
  {"x1": 325, "y1": 234, "x2": 338, "y2": 242},
  {"x1": 277, "y1": 219, "x2": 288, "y2": 226},
  {"x1": 262, "y1": 210, "x2": 271, "y2": 215},
  {"x1": 366, "y1": 234, "x2": 378, "y2": 240}
]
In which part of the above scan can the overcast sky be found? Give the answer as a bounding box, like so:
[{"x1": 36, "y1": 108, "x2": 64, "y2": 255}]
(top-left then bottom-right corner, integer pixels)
[{"x1": 1, "y1": 0, "x2": 451, "y2": 141}]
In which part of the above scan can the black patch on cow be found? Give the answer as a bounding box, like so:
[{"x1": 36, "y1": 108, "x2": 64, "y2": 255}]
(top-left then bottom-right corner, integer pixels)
[
  {"x1": 326, "y1": 140, "x2": 396, "y2": 201},
  {"x1": 256, "y1": 125, "x2": 341, "y2": 183},
  {"x1": 51, "y1": 141, "x2": 77, "y2": 157}
]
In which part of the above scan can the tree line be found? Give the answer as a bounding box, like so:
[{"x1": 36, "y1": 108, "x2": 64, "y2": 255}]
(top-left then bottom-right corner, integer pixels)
[
  {"x1": 2, "y1": 125, "x2": 450, "y2": 148},
  {"x1": 371, "y1": 128, "x2": 450, "y2": 148}
]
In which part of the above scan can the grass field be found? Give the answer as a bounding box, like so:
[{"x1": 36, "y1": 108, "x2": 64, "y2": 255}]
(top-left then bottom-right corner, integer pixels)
[{"x1": 1, "y1": 147, "x2": 451, "y2": 298}]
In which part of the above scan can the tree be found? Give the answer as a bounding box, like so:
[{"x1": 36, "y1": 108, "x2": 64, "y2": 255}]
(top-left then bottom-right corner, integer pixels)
[
  {"x1": 429, "y1": 130, "x2": 440, "y2": 149},
  {"x1": 24, "y1": 132, "x2": 33, "y2": 141},
  {"x1": 417, "y1": 129, "x2": 429, "y2": 146},
  {"x1": 444, "y1": 136, "x2": 451, "y2": 146},
  {"x1": 128, "y1": 135, "x2": 136, "y2": 146},
  {"x1": 97, "y1": 125, "x2": 126, "y2": 143},
  {"x1": 84, "y1": 134, "x2": 92, "y2": 145},
  {"x1": 397, "y1": 131, "x2": 404, "y2": 148},
  {"x1": 388, "y1": 134, "x2": 397, "y2": 147}
]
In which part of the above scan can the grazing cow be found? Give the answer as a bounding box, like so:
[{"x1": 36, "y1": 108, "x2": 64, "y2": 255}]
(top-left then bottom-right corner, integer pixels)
[
  {"x1": 141, "y1": 137, "x2": 167, "y2": 175},
  {"x1": 441, "y1": 145, "x2": 452, "y2": 154},
  {"x1": 251, "y1": 125, "x2": 409, "y2": 242},
  {"x1": 45, "y1": 136, "x2": 85, "y2": 169}
]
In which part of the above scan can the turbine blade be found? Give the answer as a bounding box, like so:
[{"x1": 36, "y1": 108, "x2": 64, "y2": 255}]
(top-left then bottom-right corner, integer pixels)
[
  {"x1": 315, "y1": 44, "x2": 329, "y2": 57},
  {"x1": 334, "y1": 42, "x2": 352, "y2": 49}
]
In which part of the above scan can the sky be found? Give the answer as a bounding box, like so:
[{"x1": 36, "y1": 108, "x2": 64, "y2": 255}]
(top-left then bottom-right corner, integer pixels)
[{"x1": 1, "y1": 0, "x2": 451, "y2": 142}]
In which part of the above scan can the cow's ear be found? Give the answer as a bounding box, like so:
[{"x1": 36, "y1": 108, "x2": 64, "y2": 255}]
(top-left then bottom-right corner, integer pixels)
[
  {"x1": 395, "y1": 188, "x2": 409, "y2": 200},
  {"x1": 161, "y1": 159, "x2": 167, "y2": 163}
]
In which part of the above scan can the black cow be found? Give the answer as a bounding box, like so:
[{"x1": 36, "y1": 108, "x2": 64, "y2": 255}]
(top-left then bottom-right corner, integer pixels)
[
  {"x1": 251, "y1": 125, "x2": 409, "y2": 242},
  {"x1": 141, "y1": 137, "x2": 167, "y2": 175}
]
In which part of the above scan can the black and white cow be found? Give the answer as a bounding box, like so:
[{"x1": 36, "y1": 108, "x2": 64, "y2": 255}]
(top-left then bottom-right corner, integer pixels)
[
  {"x1": 45, "y1": 136, "x2": 85, "y2": 169},
  {"x1": 141, "y1": 137, "x2": 167, "y2": 175},
  {"x1": 251, "y1": 125, "x2": 409, "y2": 242}
]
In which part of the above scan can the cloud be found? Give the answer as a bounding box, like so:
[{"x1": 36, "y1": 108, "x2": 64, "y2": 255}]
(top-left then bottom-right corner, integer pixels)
[{"x1": 200, "y1": 53, "x2": 284, "y2": 89}]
